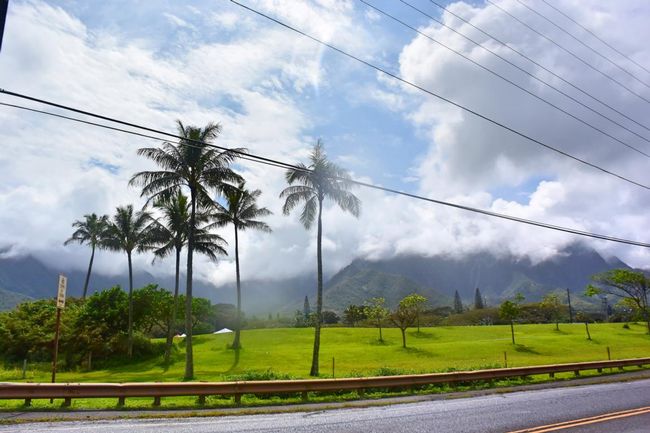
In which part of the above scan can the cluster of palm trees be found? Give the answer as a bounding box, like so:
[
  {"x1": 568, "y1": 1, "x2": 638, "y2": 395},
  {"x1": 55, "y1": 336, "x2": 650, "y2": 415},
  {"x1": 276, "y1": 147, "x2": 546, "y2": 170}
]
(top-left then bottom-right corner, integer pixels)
[{"x1": 65, "y1": 122, "x2": 361, "y2": 378}]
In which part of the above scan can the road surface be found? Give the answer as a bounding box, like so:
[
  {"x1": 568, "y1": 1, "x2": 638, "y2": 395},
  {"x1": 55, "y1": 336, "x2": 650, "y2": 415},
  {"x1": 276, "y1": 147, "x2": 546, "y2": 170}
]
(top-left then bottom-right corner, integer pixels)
[{"x1": 3, "y1": 379, "x2": 650, "y2": 432}]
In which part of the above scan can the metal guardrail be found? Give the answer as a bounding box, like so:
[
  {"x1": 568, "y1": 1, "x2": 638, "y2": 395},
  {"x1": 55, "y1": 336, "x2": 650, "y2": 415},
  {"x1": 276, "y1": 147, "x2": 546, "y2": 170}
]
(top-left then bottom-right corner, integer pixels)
[{"x1": 1, "y1": 357, "x2": 649, "y2": 407}]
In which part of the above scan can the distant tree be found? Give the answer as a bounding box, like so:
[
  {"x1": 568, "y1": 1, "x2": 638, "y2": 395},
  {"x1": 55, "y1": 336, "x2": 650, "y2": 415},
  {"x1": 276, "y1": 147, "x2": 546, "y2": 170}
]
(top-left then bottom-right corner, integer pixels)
[
  {"x1": 453, "y1": 290, "x2": 464, "y2": 314},
  {"x1": 303, "y1": 296, "x2": 311, "y2": 320},
  {"x1": 540, "y1": 293, "x2": 563, "y2": 331},
  {"x1": 343, "y1": 305, "x2": 367, "y2": 327},
  {"x1": 213, "y1": 303, "x2": 238, "y2": 330},
  {"x1": 499, "y1": 293, "x2": 524, "y2": 345},
  {"x1": 132, "y1": 284, "x2": 172, "y2": 336},
  {"x1": 103, "y1": 205, "x2": 156, "y2": 358},
  {"x1": 364, "y1": 297, "x2": 389, "y2": 342},
  {"x1": 211, "y1": 181, "x2": 272, "y2": 350},
  {"x1": 321, "y1": 310, "x2": 340, "y2": 324},
  {"x1": 280, "y1": 140, "x2": 361, "y2": 376},
  {"x1": 586, "y1": 269, "x2": 650, "y2": 334},
  {"x1": 401, "y1": 293, "x2": 428, "y2": 332},
  {"x1": 64, "y1": 213, "x2": 110, "y2": 299},
  {"x1": 391, "y1": 297, "x2": 418, "y2": 348},
  {"x1": 575, "y1": 311, "x2": 592, "y2": 340},
  {"x1": 474, "y1": 288, "x2": 485, "y2": 309}
]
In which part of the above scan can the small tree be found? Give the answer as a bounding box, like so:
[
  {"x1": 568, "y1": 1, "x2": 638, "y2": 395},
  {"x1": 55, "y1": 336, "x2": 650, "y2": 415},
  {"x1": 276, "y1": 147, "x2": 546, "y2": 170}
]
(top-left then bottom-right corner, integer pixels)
[
  {"x1": 499, "y1": 293, "x2": 524, "y2": 345},
  {"x1": 401, "y1": 293, "x2": 428, "y2": 332},
  {"x1": 391, "y1": 297, "x2": 418, "y2": 348},
  {"x1": 474, "y1": 287, "x2": 485, "y2": 309},
  {"x1": 303, "y1": 296, "x2": 311, "y2": 321},
  {"x1": 453, "y1": 290, "x2": 464, "y2": 314},
  {"x1": 540, "y1": 293, "x2": 563, "y2": 331},
  {"x1": 364, "y1": 297, "x2": 389, "y2": 342},
  {"x1": 343, "y1": 305, "x2": 366, "y2": 327},
  {"x1": 322, "y1": 311, "x2": 340, "y2": 324},
  {"x1": 586, "y1": 269, "x2": 650, "y2": 334}
]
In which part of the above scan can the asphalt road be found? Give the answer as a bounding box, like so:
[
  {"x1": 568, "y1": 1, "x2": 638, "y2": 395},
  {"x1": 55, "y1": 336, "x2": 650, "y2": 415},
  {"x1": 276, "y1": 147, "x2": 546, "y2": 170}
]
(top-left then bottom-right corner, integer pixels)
[{"x1": 4, "y1": 379, "x2": 650, "y2": 433}]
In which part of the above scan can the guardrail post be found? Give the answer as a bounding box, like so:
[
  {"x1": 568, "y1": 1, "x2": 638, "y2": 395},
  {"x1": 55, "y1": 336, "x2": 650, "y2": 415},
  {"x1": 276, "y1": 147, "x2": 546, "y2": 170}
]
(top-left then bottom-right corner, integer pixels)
[
  {"x1": 234, "y1": 394, "x2": 242, "y2": 405},
  {"x1": 301, "y1": 391, "x2": 309, "y2": 402},
  {"x1": 597, "y1": 368, "x2": 602, "y2": 373},
  {"x1": 358, "y1": 388, "x2": 365, "y2": 398},
  {"x1": 619, "y1": 366, "x2": 624, "y2": 371},
  {"x1": 153, "y1": 396, "x2": 161, "y2": 407},
  {"x1": 62, "y1": 397, "x2": 72, "y2": 407},
  {"x1": 117, "y1": 397, "x2": 125, "y2": 407},
  {"x1": 24, "y1": 398, "x2": 31, "y2": 407},
  {"x1": 574, "y1": 370, "x2": 580, "y2": 376},
  {"x1": 549, "y1": 372, "x2": 554, "y2": 378},
  {"x1": 198, "y1": 395, "x2": 206, "y2": 406}
]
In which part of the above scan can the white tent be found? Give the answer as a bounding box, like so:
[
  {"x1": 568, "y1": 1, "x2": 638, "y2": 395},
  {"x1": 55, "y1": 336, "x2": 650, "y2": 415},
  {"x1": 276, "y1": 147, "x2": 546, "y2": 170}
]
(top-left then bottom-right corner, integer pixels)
[
  {"x1": 174, "y1": 333, "x2": 186, "y2": 338},
  {"x1": 213, "y1": 328, "x2": 233, "y2": 334}
]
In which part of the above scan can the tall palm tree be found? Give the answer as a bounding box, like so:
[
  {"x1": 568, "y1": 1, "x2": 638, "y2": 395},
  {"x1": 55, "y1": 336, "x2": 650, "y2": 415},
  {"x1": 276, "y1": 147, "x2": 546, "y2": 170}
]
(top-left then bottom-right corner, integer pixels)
[
  {"x1": 64, "y1": 213, "x2": 109, "y2": 299},
  {"x1": 103, "y1": 204, "x2": 156, "y2": 358},
  {"x1": 280, "y1": 140, "x2": 360, "y2": 376},
  {"x1": 211, "y1": 181, "x2": 272, "y2": 349},
  {"x1": 151, "y1": 192, "x2": 228, "y2": 364},
  {"x1": 129, "y1": 120, "x2": 243, "y2": 379}
]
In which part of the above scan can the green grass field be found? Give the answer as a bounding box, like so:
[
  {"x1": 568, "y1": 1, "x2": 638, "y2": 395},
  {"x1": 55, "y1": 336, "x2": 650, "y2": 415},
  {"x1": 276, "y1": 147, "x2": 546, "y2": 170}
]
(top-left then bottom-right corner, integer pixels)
[{"x1": 2, "y1": 322, "x2": 649, "y2": 383}]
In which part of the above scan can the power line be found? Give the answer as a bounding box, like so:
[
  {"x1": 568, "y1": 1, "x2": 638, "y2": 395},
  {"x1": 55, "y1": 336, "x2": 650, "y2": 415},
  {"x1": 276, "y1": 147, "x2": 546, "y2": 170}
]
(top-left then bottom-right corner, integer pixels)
[
  {"x1": 361, "y1": 0, "x2": 650, "y2": 158},
  {"x1": 484, "y1": 0, "x2": 650, "y2": 105},
  {"x1": 1, "y1": 99, "x2": 649, "y2": 249},
  {"x1": 427, "y1": 0, "x2": 650, "y2": 136},
  {"x1": 538, "y1": 0, "x2": 650, "y2": 77},
  {"x1": 223, "y1": 2, "x2": 650, "y2": 192},
  {"x1": 514, "y1": 0, "x2": 650, "y2": 89}
]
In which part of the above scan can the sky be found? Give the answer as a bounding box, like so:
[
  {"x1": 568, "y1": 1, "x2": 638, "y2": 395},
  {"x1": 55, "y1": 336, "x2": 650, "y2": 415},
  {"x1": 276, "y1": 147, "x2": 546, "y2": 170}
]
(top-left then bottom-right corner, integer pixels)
[{"x1": 1, "y1": 0, "x2": 650, "y2": 291}]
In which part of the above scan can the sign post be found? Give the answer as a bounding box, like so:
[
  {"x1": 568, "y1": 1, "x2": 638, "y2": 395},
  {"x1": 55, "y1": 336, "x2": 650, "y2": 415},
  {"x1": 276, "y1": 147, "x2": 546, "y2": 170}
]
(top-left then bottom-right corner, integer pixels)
[{"x1": 51, "y1": 274, "x2": 66, "y2": 385}]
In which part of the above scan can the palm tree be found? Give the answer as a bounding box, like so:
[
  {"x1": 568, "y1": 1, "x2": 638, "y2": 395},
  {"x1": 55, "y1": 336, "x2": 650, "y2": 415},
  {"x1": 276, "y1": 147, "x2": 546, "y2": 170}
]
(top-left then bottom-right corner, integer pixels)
[
  {"x1": 103, "y1": 204, "x2": 156, "y2": 358},
  {"x1": 129, "y1": 120, "x2": 242, "y2": 379},
  {"x1": 211, "y1": 181, "x2": 272, "y2": 349},
  {"x1": 151, "y1": 192, "x2": 228, "y2": 364},
  {"x1": 64, "y1": 213, "x2": 109, "y2": 299},
  {"x1": 279, "y1": 140, "x2": 360, "y2": 376}
]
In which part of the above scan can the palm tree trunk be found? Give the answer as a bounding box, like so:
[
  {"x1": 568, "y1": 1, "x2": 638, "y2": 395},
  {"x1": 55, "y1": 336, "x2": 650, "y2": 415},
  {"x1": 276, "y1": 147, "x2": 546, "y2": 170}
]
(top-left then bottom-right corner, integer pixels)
[
  {"x1": 127, "y1": 251, "x2": 134, "y2": 358},
  {"x1": 510, "y1": 321, "x2": 515, "y2": 345},
  {"x1": 400, "y1": 328, "x2": 406, "y2": 348},
  {"x1": 82, "y1": 245, "x2": 95, "y2": 299},
  {"x1": 232, "y1": 225, "x2": 242, "y2": 350},
  {"x1": 184, "y1": 190, "x2": 196, "y2": 380},
  {"x1": 164, "y1": 247, "x2": 181, "y2": 365},
  {"x1": 585, "y1": 322, "x2": 591, "y2": 340},
  {"x1": 379, "y1": 323, "x2": 383, "y2": 342},
  {"x1": 309, "y1": 198, "x2": 324, "y2": 377}
]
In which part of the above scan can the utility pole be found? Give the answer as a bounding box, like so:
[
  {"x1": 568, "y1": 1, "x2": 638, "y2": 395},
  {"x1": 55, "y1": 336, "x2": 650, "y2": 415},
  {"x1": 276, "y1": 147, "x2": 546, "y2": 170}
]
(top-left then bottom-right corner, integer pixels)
[
  {"x1": 566, "y1": 288, "x2": 573, "y2": 323},
  {"x1": 0, "y1": 1, "x2": 8, "y2": 52}
]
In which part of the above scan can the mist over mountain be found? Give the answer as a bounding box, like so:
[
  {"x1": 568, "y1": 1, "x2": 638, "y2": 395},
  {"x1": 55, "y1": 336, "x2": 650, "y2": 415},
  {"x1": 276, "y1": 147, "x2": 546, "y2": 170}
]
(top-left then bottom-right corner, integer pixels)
[{"x1": 0, "y1": 244, "x2": 631, "y2": 313}]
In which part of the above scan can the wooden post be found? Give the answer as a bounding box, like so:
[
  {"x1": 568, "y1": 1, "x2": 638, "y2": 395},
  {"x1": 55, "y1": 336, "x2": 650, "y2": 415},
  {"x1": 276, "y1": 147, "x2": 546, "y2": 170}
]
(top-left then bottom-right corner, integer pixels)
[
  {"x1": 62, "y1": 397, "x2": 72, "y2": 407},
  {"x1": 118, "y1": 397, "x2": 125, "y2": 407},
  {"x1": 51, "y1": 308, "x2": 62, "y2": 385},
  {"x1": 301, "y1": 391, "x2": 309, "y2": 402},
  {"x1": 153, "y1": 396, "x2": 161, "y2": 407},
  {"x1": 234, "y1": 394, "x2": 242, "y2": 405},
  {"x1": 198, "y1": 395, "x2": 206, "y2": 405}
]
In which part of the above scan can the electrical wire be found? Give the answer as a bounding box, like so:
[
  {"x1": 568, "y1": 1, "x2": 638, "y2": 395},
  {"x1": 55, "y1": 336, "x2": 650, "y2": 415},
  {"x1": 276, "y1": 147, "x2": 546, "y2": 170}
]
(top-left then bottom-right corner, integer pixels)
[
  {"x1": 538, "y1": 0, "x2": 650, "y2": 77},
  {"x1": 360, "y1": 0, "x2": 650, "y2": 158},
  {"x1": 484, "y1": 0, "x2": 650, "y2": 105},
  {"x1": 1, "y1": 99, "x2": 649, "y2": 248},
  {"x1": 514, "y1": 0, "x2": 650, "y2": 89},
  {"x1": 427, "y1": 0, "x2": 650, "y2": 135},
  {"x1": 223, "y1": 3, "x2": 650, "y2": 192}
]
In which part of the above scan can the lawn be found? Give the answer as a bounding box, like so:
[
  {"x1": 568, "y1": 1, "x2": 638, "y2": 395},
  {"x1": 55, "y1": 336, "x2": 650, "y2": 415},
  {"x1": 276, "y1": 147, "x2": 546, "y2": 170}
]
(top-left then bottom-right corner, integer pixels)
[{"x1": 2, "y1": 322, "x2": 649, "y2": 383}]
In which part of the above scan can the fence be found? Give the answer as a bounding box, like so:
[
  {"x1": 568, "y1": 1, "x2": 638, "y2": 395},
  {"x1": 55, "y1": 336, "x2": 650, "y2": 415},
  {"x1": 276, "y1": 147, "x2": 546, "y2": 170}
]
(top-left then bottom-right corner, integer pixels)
[{"x1": 1, "y1": 357, "x2": 649, "y2": 407}]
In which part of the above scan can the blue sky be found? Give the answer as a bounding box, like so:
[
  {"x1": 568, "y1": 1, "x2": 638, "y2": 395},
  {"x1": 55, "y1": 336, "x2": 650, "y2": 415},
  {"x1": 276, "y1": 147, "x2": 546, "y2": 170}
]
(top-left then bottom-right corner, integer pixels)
[{"x1": 1, "y1": 0, "x2": 650, "y2": 286}]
